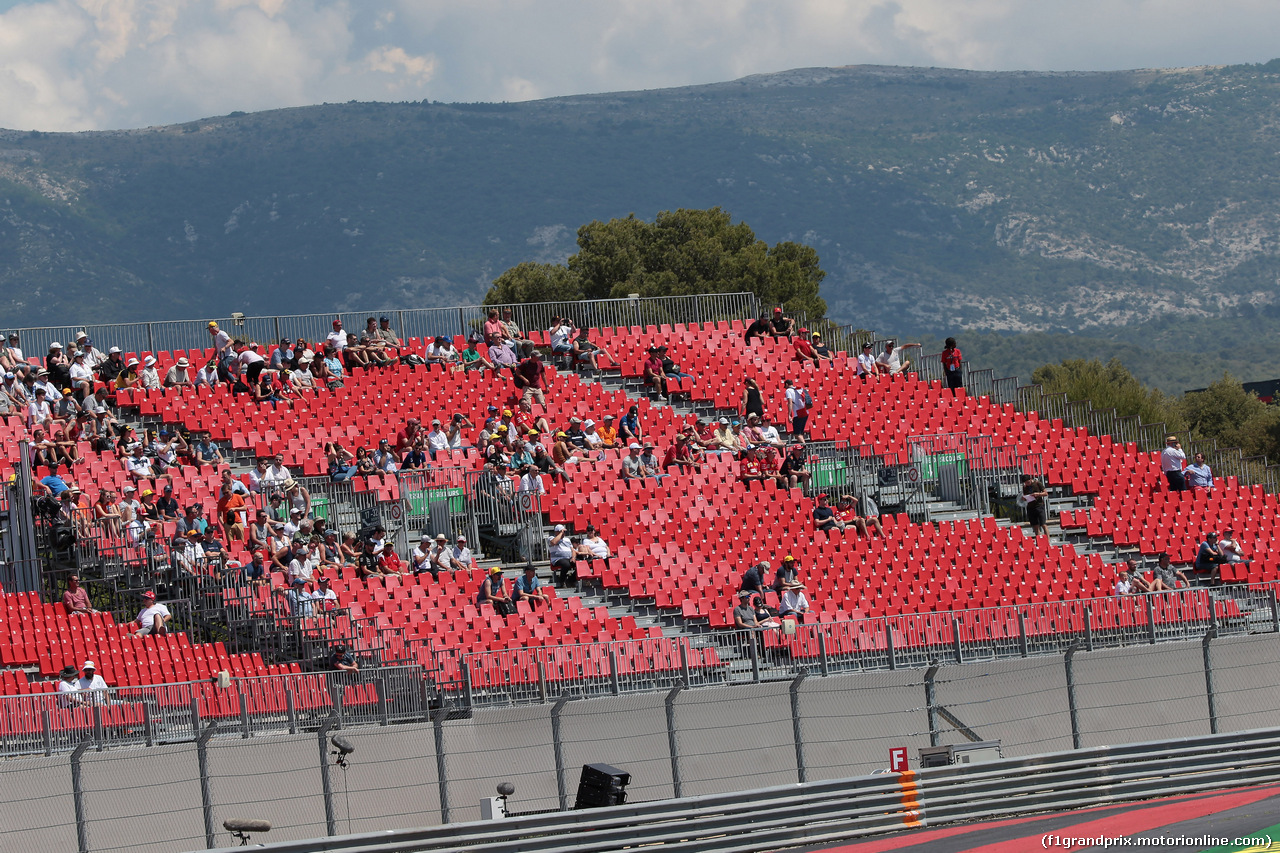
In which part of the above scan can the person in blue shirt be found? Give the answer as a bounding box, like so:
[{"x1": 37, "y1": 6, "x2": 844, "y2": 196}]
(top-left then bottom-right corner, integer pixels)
[
  {"x1": 1194, "y1": 532, "x2": 1226, "y2": 584},
  {"x1": 40, "y1": 461, "x2": 70, "y2": 496},
  {"x1": 513, "y1": 566, "x2": 549, "y2": 609},
  {"x1": 618, "y1": 406, "x2": 642, "y2": 444},
  {"x1": 1185, "y1": 453, "x2": 1214, "y2": 490}
]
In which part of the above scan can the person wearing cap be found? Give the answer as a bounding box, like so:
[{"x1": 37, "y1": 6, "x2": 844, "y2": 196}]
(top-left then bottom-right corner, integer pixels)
[
  {"x1": 477, "y1": 565, "x2": 516, "y2": 615},
  {"x1": 44, "y1": 341, "x2": 70, "y2": 386},
  {"x1": 513, "y1": 343, "x2": 547, "y2": 405},
  {"x1": 876, "y1": 340, "x2": 921, "y2": 376},
  {"x1": 513, "y1": 565, "x2": 550, "y2": 610},
  {"x1": 75, "y1": 661, "x2": 111, "y2": 703},
  {"x1": 1, "y1": 368, "x2": 27, "y2": 411},
  {"x1": 1185, "y1": 452, "x2": 1214, "y2": 490},
  {"x1": 769, "y1": 307, "x2": 796, "y2": 338},
  {"x1": 547, "y1": 523, "x2": 576, "y2": 585},
  {"x1": 374, "y1": 315, "x2": 403, "y2": 353},
  {"x1": 275, "y1": 576, "x2": 319, "y2": 617},
  {"x1": 530, "y1": 441, "x2": 569, "y2": 483},
  {"x1": 189, "y1": 431, "x2": 223, "y2": 471},
  {"x1": 733, "y1": 589, "x2": 768, "y2": 631},
  {"x1": 779, "y1": 443, "x2": 812, "y2": 489},
  {"x1": 93, "y1": 345, "x2": 126, "y2": 385},
  {"x1": 149, "y1": 427, "x2": 185, "y2": 473},
  {"x1": 637, "y1": 442, "x2": 664, "y2": 479},
  {"x1": 288, "y1": 351, "x2": 316, "y2": 392},
  {"x1": 134, "y1": 591, "x2": 171, "y2": 637},
  {"x1": 855, "y1": 342, "x2": 878, "y2": 378},
  {"x1": 711, "y1": 417, "x2": 737, "y2": 455},
  {"x1": 410, "y1": 533, "x2": 439, "y2": 580},
  {"x1": 663, "y1": 433, "x2": 701, "y2": 472},
  {"x1": 587, "y1": 413, "x2": 618, "y2": 450},
  {"x1": 25, "y1": 385, "x2": 53, "y2": 430},
  {"x1": 1194, "y1": 532, "x2": 1227, "y2": 584},
  {"x1": 449, "y1": 535, "x2": 473, "y2": 571},
  {"x1": 553, "y1": 430, "x2": 581, "y2": 468},
  {"x1": 122, "y1": 441, "x2": 154, "y2": 481},
  {"x1": 621, "y1": 442, "x2": 647, "y2": 481},
  {"x1": 810, "y1": 331, "x2": 834, "y2": 362},
  {"x1": 642, "y1": 346, "x2": 670, "y2": 400},
  {"x1": 812, "y1": 493, "x2": 845, "y2": 533},
  {"x1": 737, "y1": 444, "x2": 765, "y2": 484},
  {"x1": 330, "y1": 644, "x2": 358, "y2": 673},
  {"x1": 56, "y1": 665, "x2": 90, "y2": 708},
  {"x1": 790, "y1": 329, "x2": 819, "y2": 366},
  {"x1": 512, "y1": 399, "x2": 550, "y2": 436},
  {"x1": 425, "y1": 334, "x2": 460, "y2": 367},
  {"x1": 564, "y1": 417, "x2": 592, "y2": 453}
]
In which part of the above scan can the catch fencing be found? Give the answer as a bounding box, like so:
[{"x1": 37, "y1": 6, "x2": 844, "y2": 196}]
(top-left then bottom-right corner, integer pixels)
[{"x1": 5, "y1": 630, "x2": 1280, "y2": 852}]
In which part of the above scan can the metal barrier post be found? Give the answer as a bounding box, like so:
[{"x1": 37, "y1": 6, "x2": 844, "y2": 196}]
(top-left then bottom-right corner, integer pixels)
[
  {"x1": 329, "y1": 678, "x2": 344, "y2": 728},
  {"x1": 71, "y1": 740, "x2": 90, "y2": 853},
  {"x1": 42, "y1": 709, "x2": 52, "y2": 756},
  {"x1": 143, "y1": 701, "x2": 154, "y2": 747},
  {"x1": 463, "y1": 662, "x2": 474, "y2": 709},
  {"x1": 538, "y1": 662, "x2": 548, "y2": 704},
  {"x1": 1084, "y1": 607, "x2": 1094, "y2": 652},
  {"x1": 433, "y1": 704, "x2": 450, "y2": 824},
  {"x1": 1017, "y1": 613, "x2": 1029, "y2": 658},
  {"x1": 886, "y1": 625, "x2": 897, "y2": 671},
  {"x1": 551, "y1": 695, "x2": 573, "y2": 811},
  {"x1": 1146, "y1": 595, "x2": 1157, "y2": 644},
  {"x1": 608, "y1": 650, "x2": 621, "y2": 695},
  {"x1": 952, "y1": 617, "x2": 963, "y2": 664},
  {"x1": 1065, "y1": 645, "x2": 1082, "y2": 750},
  {"x1": 665, "y1": 688, "x2": 683, "y2": 799},
  {"x1": 197, "y1": 722, "x2": 217, "y2": 849},
  {"x1": 748, "y1": 633, "x2": 762, "y2": 682},
  {"x1": 817, "y1": 631, "x2": 830, "y2": 677},
  {"x1": 790, "y1": 674, "x2": 807, "y2": 783},
  {"x1": 318, "y1": 717, "x2": 338, "y2": 837},
  {"x1": 924, "y1": 664, "x2": 940, "y2": 747},
  {"x1": 286, "y1": 686, "x2": 298, "y2": 734},
  {"x1": 238, "y1": 688, "x2": 250, "y2": 738},
  {"x1": 679, "y1": 643, "x2": 691, "y2": 688},
  {"x1": 377, "y1": 678, "x2": 389, "y2": 726},
  {"x1": 1202, "y1": 630, "x2": 1219, "y2": 735},
  {"x1": 190, "y1": 696, "x2": 201, "y2": 734},
  {"x1": 1271, "y1": 589, "x2": 1279, "y2": 635}
]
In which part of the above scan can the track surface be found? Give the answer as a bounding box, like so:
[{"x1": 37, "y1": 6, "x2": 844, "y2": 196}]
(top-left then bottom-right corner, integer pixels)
[{"x1": 798, "y1": 785, "x2": 1280, "y2": 853}]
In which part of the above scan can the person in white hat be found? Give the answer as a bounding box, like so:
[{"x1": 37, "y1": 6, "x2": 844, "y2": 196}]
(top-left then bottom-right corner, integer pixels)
[
  {"x1": 75, "y1": 660, "x2": 110, "y2": 704},
  {"x1": 164, "y1": 356, "x2": 193, "y2": 388},
  {"x1": 139, "y1": 355, "x2": 161, "y2": 390},
  {"x1": 133, "y1": 590, "x2": 171, "y2": 637},
  {"x1": 68, "y1": 349, "x2": 95, "y2": 398}
]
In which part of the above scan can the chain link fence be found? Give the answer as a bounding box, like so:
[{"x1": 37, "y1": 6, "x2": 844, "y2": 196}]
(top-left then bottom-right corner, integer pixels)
[{"x1": 4, "y1": 630, "x2": 1279, "y2": 852}]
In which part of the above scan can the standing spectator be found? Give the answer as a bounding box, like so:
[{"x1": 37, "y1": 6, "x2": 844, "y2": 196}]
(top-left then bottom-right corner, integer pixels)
[
  {"x1": 739, "y1": 561, "x2": 770, "y2": 599},
  {"x1": 62, "y1": 575, "x2": 96, "y2": 615},
  {"x1": 784, "y1": 378, "x2": 812, "y2": 438},
  {"x1": 1021, "y1": 475, "x2": 1049, "y2": 538},
  {"x1": 769, "y1": 307, "x2": 795, "y2": 338},
  {"x1": 513, "y1": 346, "x2": 547, "y2": 405},
  {"x1": 133, "y1": 591, "x2": 171, "y2": 637},
  {"x1": 742, "y1": 376, "x2": 765, "y2": 421},
  {"x1": 941, "y1": 338, "x2": 964, "y2": 391},
  {"x1": 513, "y1": 566, "x2": 550, "y2": 609},
  {"x1": 1161, "y1": 435, "x2": 1187, "y2": 492},
  {"x1": 1185, "y1": 453, "x2": 1214, "y2": 490}
]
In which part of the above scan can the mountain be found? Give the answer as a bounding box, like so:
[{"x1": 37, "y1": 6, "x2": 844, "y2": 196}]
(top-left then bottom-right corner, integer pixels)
[{"x1": 3, "y1": 62, "x2": 1280, "y2": 389}]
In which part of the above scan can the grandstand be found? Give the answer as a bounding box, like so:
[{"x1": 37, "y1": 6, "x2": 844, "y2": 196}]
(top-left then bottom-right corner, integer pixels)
[{"x1": 0, "y1": 291, "x2": 1276, "y2": 745}]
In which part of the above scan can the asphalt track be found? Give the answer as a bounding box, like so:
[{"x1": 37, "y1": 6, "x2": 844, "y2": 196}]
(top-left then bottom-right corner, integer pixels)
[{"x1": 797, "y1": 784, "x2": 1280, "y2": 853}]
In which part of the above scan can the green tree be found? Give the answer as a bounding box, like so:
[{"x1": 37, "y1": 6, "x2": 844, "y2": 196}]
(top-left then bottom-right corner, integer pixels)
[
  {"x1": 484, "y1": 262, "x2": 584, "y2": 306},
  {"x1": 487, "y1": 207, "x2": 828, "y2": 319},
  {"x1": 1179, "y1": 373, "x2": 1280, "y2": 459},
  {"x1": 1030, "y1": 358, "x2": 1186, "y2": 432}
]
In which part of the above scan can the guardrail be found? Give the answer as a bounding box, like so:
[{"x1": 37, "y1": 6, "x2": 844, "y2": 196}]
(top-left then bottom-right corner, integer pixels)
[{"x1": 207, "y1": 725, "x2": 1280, "y2": 853}]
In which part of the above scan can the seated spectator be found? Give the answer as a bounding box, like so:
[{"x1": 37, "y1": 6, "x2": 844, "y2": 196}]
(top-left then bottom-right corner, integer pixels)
[
  {"x1": 810, "y1": 331, "x2": 834, "y2": 362},
  {"x1": 1194, "y1": 532, "x2": 1226, "y2": 584},
  {"x1": 548, "y1": 317, "x2": 575, "y2": 355},
  {"x1": 769, "y1": 307, "x2": 795, "y2": 338},
  {"x1": 513, "y1": 565, "x2": 550, "y2": 609},
  {"x1": 217, "y1": 483, "x2": 247, "y2": 543},
  {"x1": 448, "y1": 535, "x2": 473, "y2": 571},
  {"x1": 139, "y1": 355, "x2": 162, "y2": 390},
  {"x1": 380, "y1": 545, "x2": 405, "y2": 576},
  {"x1": 243, "y1": 550, "x2": 269, "y2": 585},
  {"x1": 133, "y1": 590, "x2": 171, "y2": 637},
  {"x1": 642, "y1": 346, "x2": 669, "y2": 399},
  {"x1": 500, "y1": 307, "x2": 536, "y2": 350},
  {"x1": 756, "y1": 445, "x2": 785, "y2": 486},
  {"x1": 618, "y1": 406, "x2": 642, "y2": 443},
  {"x1": 154, "y1": 485, "x2": 179, "y2": 521},
  {"x1": 426, "y1": 335, "x2": 461, "y2": 368},
  {"x1": 743, "y1": 314, "x2": 771, "y2": 344},
  {"x1": 460, "y1": 335, "x2": 497, "y2": 373},
  {"x1": 478, "y1": 566, "x2": 516, "y2": 615},
  {"x1": 275, "y1": 577, "x2": 317, "y2": 617},
  {"x1": 548, "y1": 524, "x2": 576, "y2": 586},
  {"x1": 639, "y1": 443, "x2": 665, "y2": 479},
  {"x1": 875, "y1": 340, "x2": 921, "y2": 376},
  {"x1": 657, "y1": 345, "x2": 693, "y2": 384},
  {"x1": 486, "y1": 333, "x2": 518, "y2": 373},
  {"x1": 372, "y1": 439, "x2": 400, "y2": 476},
  {"x1": 326, "y1": 318, "x2": 348, "y2": 353},
  {"x1": 400, "y1": 439, "x2": 429, "y2": 471},
  {"x1": 68, "y1": 350, "x2": 95, "y2": 398},
  {"x1": 812, "y1": 493, "x2": 845, "y2": 532},
  {"x1": 1219, "y1": 527, "x2": 1249, "y2": 567},
  {"x1": 357, "y1": 323, "x2": 393, "y2": 368},
  {"x1": 191, "y1": 432, "x2": 224, "y2": 469},
  {"x1": 1121, "y1": 560, "x2": 1152, "y2": 593},
  {"x1": 75, "y1": 661, "x2": 110, "y2": 704},
  {"x1": 554, "y1": 431, "x2": 582, "y2": 466},
  {"x1": 57, "y1": 665, "x2": 88, "y2": 708},
  {"x1": 664, "y1": 434, "x2": 701, "y2": 472},
  {"x1": 579, "y1": 524, "x2": 611, "y2": 570},
  {"x1": 711, "y1": 417, "x2": 737, "y2": 454},
  {"x1": 330, "y1": 644, "x2": 358, "y2": 672},
  {"x1": 1185, "y1": 453, "x2": 1214, "y2": 490},
  {"x1": 738, "y1": 446, "x2": 765, "y2": 484},
  {"x1": 740, "y1": 561, "x2": 770, "y2": 599},
  {"x1": 1114, "y1": 569, "x2": 1135, "y2": 596},
  {"x1": 354, "y1": 539, "x2": 389, "y2": 580},
  {"x1": 62, "y1": 574, "x2": 96, "y2": 615},
  {"x1": 326, "y1": 442, "x2": 357, "y2": 481},
  {"x1": 375, "y1": 316, "x2": 404, "y2": 358},
  {"x1": 792, "y1": 329, "x2": 820, "y2": 366},
  {"x1": 780, "y1": 444, "x2": 811, "y2": 489},
  {"x1": 564, "y1": 417, "x2": 592, "y2": 453},
  {"x1": 778, "y1": 585, "x2": 811, "y2": 623},
  {"x1": 621, "y1": 443, "x2": 656, "y2": 481},
  {"x1": 772, "y1": 556, "x2": 803, "y2": 593},
  {"x1": 1148, "y1": 553, "x2": 1188, "y2": 591},
  {"x1": 732, "y1": 591, "x2": 767, "y2": 630},
  {"x1": 531, "y1": 442, "x2": 569, "y2": 483},
  {"x1": 572, "y1": 329, "x2": 612, "y2": 373},
  {"x1": 411, "y1": 533, "x2": 439, "y2": 580}
]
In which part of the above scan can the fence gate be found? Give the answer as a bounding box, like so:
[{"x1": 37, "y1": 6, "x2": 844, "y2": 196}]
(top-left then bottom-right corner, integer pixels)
[
  {"x1": 462, "y1": 471, "x2": 547, "y2": 564},
  {"x1": 907, "y1": 433, "x2": 995, "y2": 519}
]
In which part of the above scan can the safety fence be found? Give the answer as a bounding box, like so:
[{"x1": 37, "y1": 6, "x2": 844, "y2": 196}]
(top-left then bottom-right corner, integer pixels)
[{"x1": 6, "y1": 631, "x2": 1280, "y2": 853}]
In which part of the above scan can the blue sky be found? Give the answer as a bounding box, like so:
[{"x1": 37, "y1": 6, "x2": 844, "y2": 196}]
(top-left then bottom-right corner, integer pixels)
[{"x1": 1, "y1": 0, "x2": 1278, "y2": 132}]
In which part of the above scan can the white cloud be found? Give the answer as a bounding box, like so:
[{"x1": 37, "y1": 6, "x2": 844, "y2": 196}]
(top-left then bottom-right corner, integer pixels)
[{"x1": 0, "y1": 0, "x2": 1279, "y2": 131}]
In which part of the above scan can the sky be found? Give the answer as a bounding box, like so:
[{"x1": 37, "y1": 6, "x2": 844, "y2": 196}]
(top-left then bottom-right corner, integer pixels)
[{"x1": 1, "y1": 0, "x2": 1278, "y2": 132}]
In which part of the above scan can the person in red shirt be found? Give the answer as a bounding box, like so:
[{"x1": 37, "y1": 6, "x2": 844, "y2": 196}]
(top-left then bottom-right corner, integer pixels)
[
  {"x1": 739, "y1": 446, "x2": 764, "y2": 484},
  {"x1": 941, "y1": 337, "x2": 964, "y2": 392},
  {"x1": 513, "y1": 347, "x2": 547, "y2": 405},
  {"x1": 642, "y1": 347, "x2": 669, "y2": 399},
  {"x1": 792, "y1": 328, "x2": 820, "y2": 366},
  {"x1": 512, "y1": 399, "x2": 549, "y2": 436},
  {"x1": 663, "y1": 434, "x2": 701, "y2": 472},
  {"x1": 757, "y1": 446, "x2": 784, "y2": 486},
  {"x1": 395, "y1": 419, "x2": 421, "y2": 453}
]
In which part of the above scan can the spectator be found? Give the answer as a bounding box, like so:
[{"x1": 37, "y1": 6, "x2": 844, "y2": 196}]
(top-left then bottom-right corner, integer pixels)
[
  {"x1": 244, "y1": 550, "x2": 269, "y2": 586},
  {"x1": 411, "y1": 534, "x2": 439, "y2": 580},
  {"x1": 664, "y1": 434, "x2": 701, "y2": 472},
  {"x1": 1148, "y1": 553, "x2": 1188, "y2": 591},
  {"x1": 572, "y1": 329, "x2": 611, "y2": 374},
  {"x1": 812, "y1": 493, "x2": 844, "y2": 532},
  {"x1": 264, "y1": 453, "x2": 292, "y2": 489},
  {"x1": 482, "y1": 309, "x2": 506, "y2": 342},
  {"x1": 875, "y1": 340, "x2": 921, "y2": 376},
  {"x1": 192, "y1": 432, "x2": 224, "y2": 469},
  {"x1": 57, "y1": 665, "x2": 88, "y2": 707},
  {"x1": 642, "y1": 346, "x2": 669, "y2": 400},
  {"x1": 372, "y1": 439, "x2": 400, "y2": 475},
  {"x1": 738, "y1": 445, "x2": 765, "y2": 485},
  {"x1": 579, "y1": 525, "x2": 611, "y2": 571},
  {"x1": 1161, "y1": 435, "x2": 1187, "y2": 492},
  {"x1": 657, "y1": 345, "x2": 693, "y2": 385},
  {"x1": 618, "y1": 405, "x2": 642, "y2": 444},
  {"x1": 740, "y1": 561, "x2": 770, "y2": 599},
  {"x1": 518, "y1": 464, "x2": 546, "y2": 496},
  {"x1": 1122, "y1": 560, "x2": 1153, "y2": 593},
  {"x1": 769, "y1": 307, "x2": 795, "y2": 338},
  {"x1": 125, "y1": 443, "x2": 155, "y2": 481},
  {"x1": 75, "y1": 661, "x2": 110, "y2": 704},
  {"x1": 500, "y1": 308, "x2": 536, "y2": 350},
  {"x1": 1186, "y1": 452, "x2": 1214, "y2": 490},
  {"x1": 810, "y1": 331, "x2": 834, "y2": 363},
  {"x1": 326, "y1": 318, "x2": 348, "y2": 353},
  {"x1": 448, "y1": 535, "x2": 473, "y2": 571},
  {"x1": 139, "y1": 355, "x2": 162, "y2": 390},
  {"x1": 330, "y1": 645, "x2": 358, "y2": 672},
  {"x1": 62, "y1": 574, "x2": 96, "y2": 615},
  {"x1": 639, "y1": 443, "x2": 665, "y2": 480},
  {"x1": 354, "y1": 539, "x2": 389, "y2": 580},
  {"x1": 133, "y1": 591, "x2": 171, "y2": 637},
  {"x1": 1194, "y1": 532, "x2": 1226, "y2": 584},
  {"x1": 549, "y1": 317, "x2": 575, "y2": 355},
  {"x1": 460, "y1": 336, "x2": 497, "y2": 373},
  {"x1": 780, "y1": 444, "x2": 811, "y2": 489},
  {"x1": 176, "y1": 503, "x2": 207, "y2": 538},
  {"x1": 772, "y1": 556, "x2": 802, "y2": 593},
  {"x1": 530, "y1": 442, "x2": 569, "y2": 483},
  {"x1": 375, "y1": 316, "x2": 404, "y2": 357},
  {"x1": 710, "y1": 417, "x2": 737, "y2": 455},
  {"x1": 155, "y1": 485, "x2": 180, "y2": 521},
  {"x1": 792, "y1": 329, "x2": 820, "y2": 366},
  {"x1": 276, "y1": 577, "x2": 316, "y2": 617},
  {"x1": 217, "y1": 483, "x2": 247, "y2": 543},
  {"x1": 1021, "y1": 475, "x2": 1049, "y2": 538},
  {"x1": 743, "y1": 314, "x2": 771, "y2": 344},
  {"x1": 313, "y1": 575, "x2": 339, "y2": 612},
  {"x1": 756, "y1": 414, "x2": 786, "y2": 449},
  {"x1": 478, "y1": 566, "x2": 516, "y2": 615},
  {"x1": 548, "y1": 524, "x2": 576, "y2": 585},
  {"x1": 1219, "y1": 527, "x2": 1250, "y2": 568},
  {"x1": 838, "y1": 493, "x2": 884, "y2": 537},
  {"x1": 784, "y1": 378, "x2": 812, "y2": 438},
  {"x1": 0, "y1": 332, "x2": 23, "y2": 371},
  {"x1": 513, "y1": 346, "x2": 547, "y2": 405},
  {"x1": 487, "y1": 334, "x2": 518, "y2": 373},
  {"x1": 1114, "y1": 569, "x2": 1135, "y2": 595},
  {"x1": 741, "y1": 376, "x2": 765, "y2": 421},
  {"x1": 732, "y1": 590, "x2": 765, "y2": 630},
  {"x1": 941, "y1": 338, "x2": 964, "y2": 391},
  {"x1": 778, "y1": 584, "x2": 811, "y2": 623},
  {"x1": 513, "y1": 565, "x2": 550, "y2": 609},
  {"x1": 68, "y1": 351, "x2": 94, "y2": 399}
]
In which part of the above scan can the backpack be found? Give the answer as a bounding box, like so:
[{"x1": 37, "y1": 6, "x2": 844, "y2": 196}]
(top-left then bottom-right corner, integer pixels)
[{"x1": 802, "y1": 388, "x2": 814, "y2": 409}]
